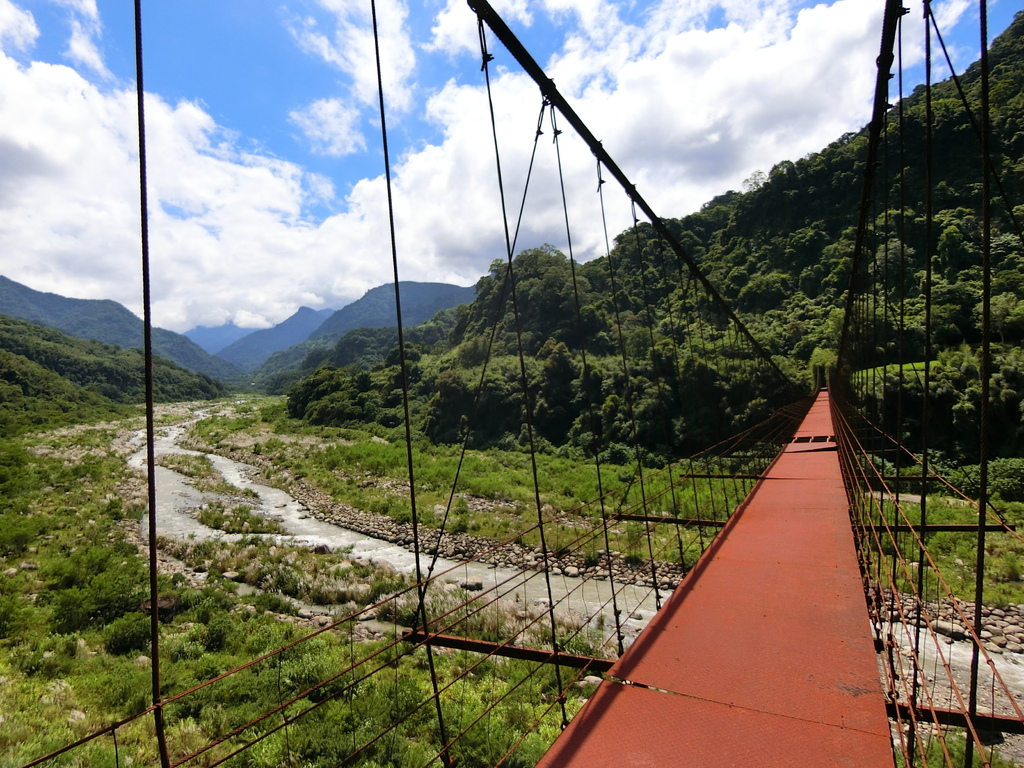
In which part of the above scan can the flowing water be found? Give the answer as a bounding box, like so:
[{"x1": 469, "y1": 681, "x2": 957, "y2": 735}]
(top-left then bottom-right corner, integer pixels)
[{"x1": 127, "y1": 411, "x2": 664, "y2": 640}]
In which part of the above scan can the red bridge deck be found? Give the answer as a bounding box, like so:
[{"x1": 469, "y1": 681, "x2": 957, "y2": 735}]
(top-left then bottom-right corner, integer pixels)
[{"x1": 539, "y1": 391, "x2": 893, "y2": 767}]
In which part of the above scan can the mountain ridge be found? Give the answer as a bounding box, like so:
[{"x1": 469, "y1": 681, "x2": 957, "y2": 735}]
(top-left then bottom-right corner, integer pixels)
[
  {"x1": 215, "y1": 307, "x2": 335, "y2": 372},
  {"x1": 0, "y1": 276, "x2": 243, "y2": 382}
]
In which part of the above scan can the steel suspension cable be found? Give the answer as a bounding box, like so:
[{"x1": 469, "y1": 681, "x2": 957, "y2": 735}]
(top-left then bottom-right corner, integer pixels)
[
  {"x1": 426, "y1": 98, "x2": 547, "y2": 582},
  {"x1": 468, "y1": 0, "x2": 797, "y2": 398},
  {"x1": 477, "y1": 20, "x2": 570, "y2": 729},
  {"x1": 966, "y1": 1, "x2": 995, "y2": 763},
  {"x1": 368, "y1": 0, "x2": 452, "y2": 760},
  {"x1": 131, "y1": 2, "x2": 170, "y2": 764}
]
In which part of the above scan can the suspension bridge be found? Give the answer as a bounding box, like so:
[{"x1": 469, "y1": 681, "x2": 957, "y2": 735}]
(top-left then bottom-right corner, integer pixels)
[{"x1": 14, "y1": 0, "x2": 1024, "y2": 766}]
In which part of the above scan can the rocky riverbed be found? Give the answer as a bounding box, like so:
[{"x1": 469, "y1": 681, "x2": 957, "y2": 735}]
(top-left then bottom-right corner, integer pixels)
[{"x1": 122, "y1": 404, "x2": 666, "y2": 646}]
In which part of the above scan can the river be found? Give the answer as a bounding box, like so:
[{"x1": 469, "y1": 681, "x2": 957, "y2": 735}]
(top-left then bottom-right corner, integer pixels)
[{"x1": 127, "y1": 409, "x2": 664, "y2": 641}]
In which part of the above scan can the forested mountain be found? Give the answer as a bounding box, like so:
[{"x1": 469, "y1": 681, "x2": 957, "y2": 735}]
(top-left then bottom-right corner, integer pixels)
[
  {"x1": 286, "y1": 11, "x2": 1024, "y2": 465},
  {"x1": 0, "y1": 314, "x2": 224, "y2": 436},
  {"x1": 0, "y1": 276, "x2": 243, "y2": 382},
  {"x1": 215, "y1": 306, "x2": 334, "y2": 371},
  {"x1": 253, "y1": 308, "x2": 462, "y2": 395},
  {"x1": 246, "y1": 282, "x2": 475, "y2": 392},
  {"x1": 308, "y1": 282, "x2": 475, "y2": 343}
]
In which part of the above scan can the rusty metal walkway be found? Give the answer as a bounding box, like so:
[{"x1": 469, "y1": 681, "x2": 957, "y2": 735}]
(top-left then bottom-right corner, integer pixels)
[{"x1": 538, "y1": 390, "x2": 894, "y2": 767}]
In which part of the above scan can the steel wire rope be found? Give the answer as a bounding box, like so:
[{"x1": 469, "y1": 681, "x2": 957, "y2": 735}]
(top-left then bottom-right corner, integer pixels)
[
  {"x1": 367, "y1": 0, "x2": 452, "y2": 759},
  {"x1": 168, "y1": 591, "x2": 493, "y2": 767},
  {"x1": 477, "y1": 21, "x2": 570, "y2": 727},
  {"x1": 423, "y1": 659, "x2": 560, "y2": 768},
  {"x1": 685, "y1": 276, "x2": 726, "y2": 525},
  {"x1": 625, "y1": 211, "x2": 691, "y2": 572},
  {"x1": 966, "y1": 3, "x2": 995, "y2": 763},
  {"x1": 424, "y1": 98, "x2": 548, "y2": 587},
  {"x1": 724, "y1": 323, "x2": 748, "y2": 512},
  {"x1": 276, "y1": 646, "x2": 293, "y2": 765},
  {"x1": 646, "y1": 241, "x2": 707, "y2": 567},
  {"x1": 836, "y1": 0, "x2": 905, "y2": 369},
  {"x1": 706, "y1": 291, "x2": 737, "y2": 521},
  {"x1": 470, "y1": 0, "x2": 800, "y2": 408},
  {"x1": 213, "y1": 588, "x2": 535, "y2": 768},
  {"x1": 868, "y1": 524, "x2": 952, "y2": 768},
  {"x1": 835, "y1": 406, "x2": 1020, "y2": 542},
  {"x1": 329, "y1": 570, "x2": 632, "y2": 768},
  {"x1": 833, "y1": 402, "x2": 1024, "y2": 731},
  {"x1": 127, "y1": 2, "x2": 171, "y2": 765},
  {"x1": 832, "y1": 405, "x2": 1000, "y2": 763},
  {"x1": 682, "y1": 273, "x2": 712, "y2": 551},
  {"x1": 595, "y1": 182, "x2": 662, "y2": 609},
  {"x1": 598, "y1": 233, "x2": 663, "y2": 606},
  {"x1": 166, "y1": 568, "x2": 534, "y2": 767},
  {"x1": 909, "y1": 5, "x2": 938, "y2": 760},
  {"x1": 926, "y1": 11, "x2": 1024, "y2": 246},
  {"x1": 551, "y1": 140, "x2": 625, "y2": 653}
]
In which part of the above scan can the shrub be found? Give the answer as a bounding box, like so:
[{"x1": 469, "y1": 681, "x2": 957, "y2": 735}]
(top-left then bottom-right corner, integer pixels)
[
  {"x1": 204, "y1": 614, "x2": 233, "y2": 652},
  {"x1": 49, "y1": 587, "x2": 93, "y2": 634},
  {"x1": 0, "y1": 593, "x2": 25, "y2": 638},
  {"x1": 252, "y1": 592, "x2": 295, "y2": 615},
  {"x1": 0, "y1": 514, "x2": 37, "y2": 555},
  {"x1": 104, "y1": 612, "x2": 152, "y2": 656}
]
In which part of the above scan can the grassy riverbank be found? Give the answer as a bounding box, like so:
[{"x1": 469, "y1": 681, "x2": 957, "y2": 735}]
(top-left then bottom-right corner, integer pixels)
[{"x1": 0, "y1": 402, "x2": 596, "y2": 767}]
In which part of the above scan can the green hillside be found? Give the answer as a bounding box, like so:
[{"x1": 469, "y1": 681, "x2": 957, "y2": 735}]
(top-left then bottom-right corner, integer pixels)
[
  {"x1": 0, "y1": 314, "x2": 225, "y2": 436},
  {"x1": 308, "y1": 282, "x2": 475, "y2": 343},
  {"x1": 0, "y1": 276, "x2": 243, "y2": 382},
  {"x1": 286, "y1": 11, "x2": 1024, "y2": 465}
]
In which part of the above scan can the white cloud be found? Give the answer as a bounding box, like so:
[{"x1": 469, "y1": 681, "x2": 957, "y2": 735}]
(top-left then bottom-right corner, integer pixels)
[
  {"x1": 0, "y1": 0, "x2": 991, "y2": 335},
  {"x1": 290, "y1": 97, "x2": 366, "y2": 156},
  {"x1": 0, "y1": 0, "x2": 38, "y2": 51},
  {"x1": 51, "y1": 0, "x2": 99, "y2": 21},
  {"x1": 427, "y1": 0, "x2": 534, "y2": 56},
  {"x1": 0, "y1": 45, "x2": 371, "y2": 331},
  {"x1": 66, "y1": 17, "x2": 110, "y2": 78},
  {"x1": 290, "y1": 0, "x2": 417, "y2": 113}
]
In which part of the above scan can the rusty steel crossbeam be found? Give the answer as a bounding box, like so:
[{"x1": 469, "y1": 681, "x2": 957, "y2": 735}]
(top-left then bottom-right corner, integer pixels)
[
  {"x1": 612, "y1": 514, "x2": 727, "y2": 528},
  {"x1": 886, "y1": 702, "x2": 1024, "y2": 736},
  {"x1": 402, "y1": 631, "x2": 615, "y2": 672},
  {"x1": 867, "y1": 524, "x2": 1016, "y2": 533}
]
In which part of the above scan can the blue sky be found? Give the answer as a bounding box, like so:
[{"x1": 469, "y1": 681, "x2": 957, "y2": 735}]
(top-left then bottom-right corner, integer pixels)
[{"x1": 0, "y1": 0, "x2": 1017, "y2": 332}]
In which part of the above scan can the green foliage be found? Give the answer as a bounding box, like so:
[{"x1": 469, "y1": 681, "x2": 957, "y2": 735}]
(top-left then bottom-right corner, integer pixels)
[
  {"x1": 0, "y1": 275, "x2": 243, "y2": 381},
  {"x1": 104, "y1": 612, "x2": 153, "y2": 656},
  {"x1": 0, "y1": 314, "x2": 226, "y2": 436}
]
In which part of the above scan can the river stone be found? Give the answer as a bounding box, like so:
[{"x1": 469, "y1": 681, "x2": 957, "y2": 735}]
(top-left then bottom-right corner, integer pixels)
[
  {"x1": 459, "y1": 580, "x2": 483, "y2": 591},
  {"x1": 931, "y1": 620, "x2": 966, "y2": 640},
  {"x1": 222, "y1": 571, "x2": 240, "y2": 581},
  {"x1": 1007, "y1": 642, "x2": 1023, "y2": 653}
]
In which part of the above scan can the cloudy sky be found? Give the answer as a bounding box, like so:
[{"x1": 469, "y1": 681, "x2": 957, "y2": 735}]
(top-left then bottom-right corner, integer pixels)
[{"x1": 0, "y1": 0, "x2": 1015, "y2": 332}]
